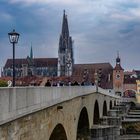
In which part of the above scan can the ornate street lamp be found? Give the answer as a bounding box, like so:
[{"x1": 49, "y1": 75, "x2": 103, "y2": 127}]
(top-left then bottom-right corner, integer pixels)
[{"x1": 8, "y1": 29, "x2": 20, "y2": 87}]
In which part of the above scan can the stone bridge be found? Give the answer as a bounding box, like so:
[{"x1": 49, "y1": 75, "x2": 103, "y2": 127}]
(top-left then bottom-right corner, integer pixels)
[{"x1": 0, "y1": 86, "x2": 120, "y2": 140}]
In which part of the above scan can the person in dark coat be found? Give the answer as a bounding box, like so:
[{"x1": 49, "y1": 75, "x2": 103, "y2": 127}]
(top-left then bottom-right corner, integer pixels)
[{"x1": 45, "y1": 80, "x2": 51, "y2": 87}]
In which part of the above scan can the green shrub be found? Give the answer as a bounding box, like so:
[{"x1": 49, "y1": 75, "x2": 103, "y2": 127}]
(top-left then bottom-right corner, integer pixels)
[{"x1": 0, "y1": 80, "x2": 8, "y2": 87}]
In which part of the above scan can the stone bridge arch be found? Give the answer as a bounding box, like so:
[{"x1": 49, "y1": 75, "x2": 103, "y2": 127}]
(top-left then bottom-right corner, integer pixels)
[
  {"x1": 92, "y1": 95, "x2": 113, "y2": 124},
  {"x1": 110, "y1": 100, "x2": 112, "y2": 109},
  {"x1": 103, "y1": 100, "x2": 107, "y2": 116},
  {"x1": 92, "y1": 95, "x2": 104, "y2": 124},
  {"x1": 76, "y1": 107, "x2": 90, "y2": 140},
  {"x1": 114, "y1": 100, "x2": 116, "y2": 106},
  {"x1": 49, "y1": 123, "x2": 67, "y2": 140},
  {"x1": 93, "y1": 100, "x2": 100, "y2": 124}
]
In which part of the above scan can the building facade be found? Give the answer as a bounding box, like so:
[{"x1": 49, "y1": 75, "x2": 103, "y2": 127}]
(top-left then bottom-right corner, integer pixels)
[
  {"x1": 72, "y1": 63, "x2": 113, "y2": 89},
  {"x1": 136, "y1": 80, "x2": 140, "y2": 103},
  {"x1": 3, "y1": 57, "x2": 58, "y2": 78},
  {"x1": 3, "y1": 46, "x2": 58, "y2": 78}
]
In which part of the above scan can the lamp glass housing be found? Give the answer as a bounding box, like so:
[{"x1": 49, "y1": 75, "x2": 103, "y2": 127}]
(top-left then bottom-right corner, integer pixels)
[{"x1": 8, "y1": 29, "x2": 20, "y2": 44}]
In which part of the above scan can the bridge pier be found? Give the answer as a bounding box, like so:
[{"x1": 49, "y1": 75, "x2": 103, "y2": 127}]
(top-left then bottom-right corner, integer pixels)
[
  {"x1": 90, "y1": 125, "x2": 119, "y2": 140},
  {"x1": 89, "y1": 103, "x2": 125, "y2": 140}
]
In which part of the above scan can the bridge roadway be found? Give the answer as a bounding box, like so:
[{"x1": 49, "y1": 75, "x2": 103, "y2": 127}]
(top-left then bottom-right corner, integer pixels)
[{"x1": 0, "y1": 86, "x2": 120, "y2": 140}]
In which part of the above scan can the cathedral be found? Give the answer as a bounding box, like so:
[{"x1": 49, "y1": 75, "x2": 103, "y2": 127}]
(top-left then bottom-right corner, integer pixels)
[
  {"x1": 2, "y1": 11, "x2": 115, "y2": 89},
  {"x1": 3, "y1": 11, "x2": 74, "y2": 78}
]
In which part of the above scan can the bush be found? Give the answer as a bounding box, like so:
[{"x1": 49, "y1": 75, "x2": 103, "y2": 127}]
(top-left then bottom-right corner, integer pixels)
[{"x1": 0, "y1": 80, "x2": 8, "y2": 87}]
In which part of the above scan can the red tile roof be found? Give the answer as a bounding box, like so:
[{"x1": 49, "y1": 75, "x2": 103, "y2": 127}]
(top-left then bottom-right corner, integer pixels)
[
  {"x1": 72, "y1": 63, "x2": 113, "y2": 89},
  {"x1": 34, "y1": 58, "x2": 58, "y2": 67},
  {"x1": 124, "y1": 77, "x2": 137, "y2": 84},
  {"x1": 4, "y1": 58, "x2": 58, "y2": 68},
  {"x1": 124, "y1": 71, "x2": 136, "y2": 76},
  {"x1": 0, "y1": 76, "x2": 12, "y2": 81},
  {"x1": 16, "y1": 75, "x2": 43, "y2": 86},
  {"x1": 4, "y1": 59, "x2": 28, "y2": 68},
  {"x1": 114, "y1": 64, "x2": 124, "y2": 70}
]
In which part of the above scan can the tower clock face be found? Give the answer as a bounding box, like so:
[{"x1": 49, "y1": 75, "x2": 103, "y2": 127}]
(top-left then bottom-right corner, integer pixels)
[{"x1": 116, "y1": 74, "x2": 120, "y2": 79}]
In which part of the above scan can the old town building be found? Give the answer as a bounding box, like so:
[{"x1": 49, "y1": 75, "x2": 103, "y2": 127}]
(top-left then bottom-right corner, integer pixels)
[
  {"x1": 2, "y1": 11, "x2": 113, "y2": 89},
  {"x1": 2, "y1": 10, "x2": 140, "y2": 94}
]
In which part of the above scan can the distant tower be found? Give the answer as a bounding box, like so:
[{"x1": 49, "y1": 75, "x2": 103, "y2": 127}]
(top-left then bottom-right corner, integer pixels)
[
  {"x1": 30, "y1": 45, "x2": 33, "y2": 59},
  {"x1": 58, "y1": 10, "x2": 74, "y2": 76},
  {"x1": 113, "y1": 52, "x2": 124, "y2": 95},
  {"x1": 27, "y1": 45, "x2": 35, "y2": 76}
]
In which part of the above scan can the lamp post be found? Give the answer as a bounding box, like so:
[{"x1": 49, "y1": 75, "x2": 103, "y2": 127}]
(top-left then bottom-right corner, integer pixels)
[{"x1": 8, "y1": 29, "x2": 20, "y2": 87}]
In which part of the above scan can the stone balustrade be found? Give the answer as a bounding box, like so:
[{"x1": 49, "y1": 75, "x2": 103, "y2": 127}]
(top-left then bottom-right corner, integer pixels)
[{"x1": 0, "y1": 86, "x2": 119, "y2": 125}]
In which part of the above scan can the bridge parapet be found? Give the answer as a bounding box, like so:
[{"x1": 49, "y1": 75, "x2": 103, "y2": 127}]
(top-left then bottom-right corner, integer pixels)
[{"x1": 0, "y1": 86, "x2": 119, "y2": 125}]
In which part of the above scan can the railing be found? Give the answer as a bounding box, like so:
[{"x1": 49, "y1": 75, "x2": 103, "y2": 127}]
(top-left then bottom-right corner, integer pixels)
[{"x1": 0, "y1": 86, "x2": 119, "y2": 125}]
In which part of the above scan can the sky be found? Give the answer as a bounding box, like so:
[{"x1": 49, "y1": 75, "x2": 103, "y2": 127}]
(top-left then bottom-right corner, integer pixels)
[{"x1": 0, "y1": 0, "x2": 140, "y2": 71}]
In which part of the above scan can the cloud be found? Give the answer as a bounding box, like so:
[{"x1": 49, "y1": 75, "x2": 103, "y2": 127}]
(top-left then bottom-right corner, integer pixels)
[
  {"x1": 110, "y1": 13, "x2": 133, "y2": 21},
  {"x1": 130, "y1": 8, "x2": 140, "y2": 18},
  {"x1": 1, "y1": 0, "x2": 140, "y2": 71},
  {"x1": 0, "y1": 12, "x2": 13, "y2": 22},
  {"x1": 9, "y1": 0, "x2": 80, "y2": 6}
]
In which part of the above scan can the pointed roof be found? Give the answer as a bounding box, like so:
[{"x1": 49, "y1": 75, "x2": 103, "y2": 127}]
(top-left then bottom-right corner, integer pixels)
[
  {"x1": 114, "y1": 52, "x2": 124, "y2": 70},
  {"x1": 59, "y1": 10, "x2": 71, "y2": 53},
  {"x1": 4, "y1": 58, "x2": 58, "y2": 68},
  {"x1": 116, "y1": 51, "x2": 120, "y2": 64},
  {"x1": 62, "y1": 10, "x2": 69, "y2": 37},
  {"x1": 30, "y1": 45, "x2": 33, "y2": 59},
  {"x1": 114, "y1": 64, "x2": 124, "y2": 70}
]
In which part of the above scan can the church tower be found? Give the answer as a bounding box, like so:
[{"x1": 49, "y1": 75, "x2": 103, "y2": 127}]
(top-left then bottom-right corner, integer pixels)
[
  {"x1": 26, "y1": 45, "x2": 35, "y2": 76},
  {"x1": 58, "y1": 10, "x2": 74, "y2": 76},
  {"x1": 113, "y1": 53, "x2": 124, "y2": 95},
  {"x1": 30, "y1": 45, "x2": 33, "y2": 59}
]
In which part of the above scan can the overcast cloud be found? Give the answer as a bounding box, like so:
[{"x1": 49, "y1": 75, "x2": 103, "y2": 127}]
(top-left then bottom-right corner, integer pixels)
[{"x1": 0, "y1": 0, "x2": 140, "y2": 70}]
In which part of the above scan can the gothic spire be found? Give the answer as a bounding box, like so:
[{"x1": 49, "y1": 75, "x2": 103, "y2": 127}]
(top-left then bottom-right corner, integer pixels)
[
  {"x1": 58, "y1": 10, "x2": 74, "y2": 76},
  {"x1": 62, "y1": 10, "x2": 69, "y2": 38},
  {"x1": 30, "y1": 44, "x2": 33, "y2": 59}
]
